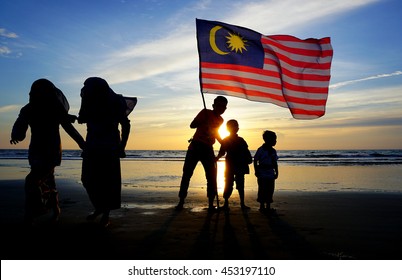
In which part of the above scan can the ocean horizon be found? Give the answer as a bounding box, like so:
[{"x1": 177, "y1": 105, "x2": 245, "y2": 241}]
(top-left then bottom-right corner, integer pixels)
[{"x1": 1, "y1": 149, "x2": 402, "y2": 166}]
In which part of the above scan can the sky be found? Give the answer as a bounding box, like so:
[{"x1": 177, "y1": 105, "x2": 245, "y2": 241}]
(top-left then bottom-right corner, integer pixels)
[{"x1": 1, "y1": 0, "x2": 402, "y2": 151}]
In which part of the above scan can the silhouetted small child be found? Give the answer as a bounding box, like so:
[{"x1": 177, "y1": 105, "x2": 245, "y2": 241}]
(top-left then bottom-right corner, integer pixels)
[
  {"x1": 254, "y1": 130, "x2": 278, "y2": 213},
  {"x1": 216, "y1": 119, "x2": 252, "y2": 211}
]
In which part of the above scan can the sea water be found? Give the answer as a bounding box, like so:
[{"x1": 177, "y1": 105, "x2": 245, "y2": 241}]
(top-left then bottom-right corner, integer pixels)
[{"x1": 1, "y1": 149, "x2": 402, "y2": 193}]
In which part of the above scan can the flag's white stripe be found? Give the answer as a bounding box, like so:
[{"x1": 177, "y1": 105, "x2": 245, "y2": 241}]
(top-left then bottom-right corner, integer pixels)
[
  {"x1": 291, "y1": 113, "x2": 323, "y2": 120},
  {"x1": 286, "y1": 101, "x2": 326, "y2": 111}
]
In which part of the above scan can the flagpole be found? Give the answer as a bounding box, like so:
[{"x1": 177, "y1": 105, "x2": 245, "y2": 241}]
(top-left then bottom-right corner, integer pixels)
[
  {"x1": 196, "y1": 18, "x2": 219, "y2": 209},
  {"x1": 200, "y1": 90, "x2": 206, "y2": 109}
]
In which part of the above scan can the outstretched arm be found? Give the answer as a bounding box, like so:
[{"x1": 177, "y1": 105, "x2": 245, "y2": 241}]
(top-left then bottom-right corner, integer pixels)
[
  {"x1": 10, "y1": 106, "x2": 29, "y2": 145},
  {"x1": 61, "y1": 120, "x2": 85, "y2": 150},
  {"x1": 119, "y1": 118, "x2": 131, "y2": 158}
]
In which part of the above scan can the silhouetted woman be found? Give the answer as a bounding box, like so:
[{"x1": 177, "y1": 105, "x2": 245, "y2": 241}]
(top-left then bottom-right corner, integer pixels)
[
  {"x1": 10, "y1": 79, "x2": 85, "y2": 224},
  {"x1": 78, "y1": 77, "x2": 131, "y2": 227}
]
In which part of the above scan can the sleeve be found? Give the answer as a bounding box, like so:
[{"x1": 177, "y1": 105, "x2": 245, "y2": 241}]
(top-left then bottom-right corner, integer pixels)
[
  {"x1": 243, "y1": 140, "x2": 252, "y2": 164},
  {"x1": 254, "y1": 148, "x2": 261, "y2": 161},
  {"x1": 118, "y1": 95, "x2": 131, "y2": 157},
  {"x1": 11, "y1": 105, "x2": 30, "y2": 142}
]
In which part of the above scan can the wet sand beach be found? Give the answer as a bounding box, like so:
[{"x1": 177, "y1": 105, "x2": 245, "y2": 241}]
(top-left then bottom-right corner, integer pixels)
[{"x1": 1, "y1": 174, "x2": 402, "y2": 260}]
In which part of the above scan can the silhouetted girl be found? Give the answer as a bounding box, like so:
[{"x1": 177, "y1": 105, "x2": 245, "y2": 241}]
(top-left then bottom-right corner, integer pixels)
[
  {"x1": 10, "y1": 79, "x2": 85, "y2": 224},
  {"x1": 78, "y1": 77, "x2": 131, "y2": 227}
]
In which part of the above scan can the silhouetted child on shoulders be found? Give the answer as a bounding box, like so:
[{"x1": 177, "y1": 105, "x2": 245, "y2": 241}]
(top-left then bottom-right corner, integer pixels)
[
  {"x1": 254, "y1": 130, "x2": 278, "y2": 213},
  {"x1": 216, "y1": 119, "x2": 252, "y2": 211}
]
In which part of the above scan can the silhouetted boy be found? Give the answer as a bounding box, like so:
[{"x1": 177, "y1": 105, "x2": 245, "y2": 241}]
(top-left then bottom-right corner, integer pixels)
[
  {"x1": 254, "y1": 130, "x2": 278, "y2": 213},
  {"x1": 176, "y1": 96, "x2": 228, "y2": 211},
  {"x1": 216, "y1": 119, "x2": 252, "y2": 211}
]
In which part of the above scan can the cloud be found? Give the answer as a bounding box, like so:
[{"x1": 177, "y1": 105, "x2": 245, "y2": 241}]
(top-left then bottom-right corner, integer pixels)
[
  {"x1": 330, "y1": 71, "x2": 402, "y2": 89},
  {"x1": 226, "y1": 0, "x2": 379, "y2": 33},
  {"x1": 0, "y1": 28, "x2": 18, "y2": 39},
  {"x1": 0, "y1": 105, "x2": 20, "y2": 113},
  {"x1": 0, "y1": 28, "x2": 20, "y2": 57},
  {"x1": 90, "y1": 29, "x2": 198, "y2": 85},
  {"x1": 86, "y1": 0, "x2": 380, "y2": 87},
  {"x1": 0, "y1": 46, "x2": 11, "y2": 55}
]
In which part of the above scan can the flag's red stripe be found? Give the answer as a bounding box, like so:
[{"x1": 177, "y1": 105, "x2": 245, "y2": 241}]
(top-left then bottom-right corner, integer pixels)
[
  {"x1": 289, "y1": 107, "x2": 325, "y2": 117},
  {"x1": 284, "y1": 94, "x2": 327, "y2": 106},
  {"x1": 201, "y1": 62, "x2": 276, "y2": 75},
  {"x1": 268, "y1": 35, "x2": 331, "y2": 45}
]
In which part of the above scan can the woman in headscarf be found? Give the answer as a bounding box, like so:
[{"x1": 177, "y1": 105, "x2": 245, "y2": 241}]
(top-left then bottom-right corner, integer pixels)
[
  {"x1": 78, "y1": 77, "x2": 131, "y2": 227},
  {"x1": 10, "y1": 78, "x2": 85, "y2": 224}
]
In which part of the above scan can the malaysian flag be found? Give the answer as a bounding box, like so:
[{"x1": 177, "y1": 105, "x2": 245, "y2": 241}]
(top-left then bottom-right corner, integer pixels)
[{"x1": 196, "y1": 19, "x2": 333, "y2": 119}]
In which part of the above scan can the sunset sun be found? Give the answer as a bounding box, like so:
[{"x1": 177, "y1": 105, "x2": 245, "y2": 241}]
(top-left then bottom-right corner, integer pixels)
[{"x1": 218, "y1": 125, "x2": 230, "y2": 139}]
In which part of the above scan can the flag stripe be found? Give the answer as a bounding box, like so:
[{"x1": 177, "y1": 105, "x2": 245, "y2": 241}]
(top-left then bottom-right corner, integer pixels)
[{"x1": 196, "y1": 19, "x2": 333, "y2": 119}]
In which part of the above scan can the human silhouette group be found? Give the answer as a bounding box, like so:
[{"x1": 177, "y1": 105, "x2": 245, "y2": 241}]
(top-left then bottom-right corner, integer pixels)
[{"x1": 10, "y1": 78, "x2": 279, "y2": 227}]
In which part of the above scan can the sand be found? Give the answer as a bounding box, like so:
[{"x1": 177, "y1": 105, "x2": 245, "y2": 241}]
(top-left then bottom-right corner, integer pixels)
[{"x1": 1, "y1": 177, "x2": 402, "y2": 260}]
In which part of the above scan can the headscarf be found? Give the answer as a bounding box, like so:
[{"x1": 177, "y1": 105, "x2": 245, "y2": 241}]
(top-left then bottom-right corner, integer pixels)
[
  {"x1": 78, "y1": 77, "x2": 125, "y2": 124},
  {"x1": 28, "y1": 78, "x2": 69, "y2": 115}
]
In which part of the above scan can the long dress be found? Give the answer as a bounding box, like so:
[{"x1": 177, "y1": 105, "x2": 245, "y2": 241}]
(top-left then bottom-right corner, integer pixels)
[{"x1": 78, "y1": 77, "x2": 131, "y2": 212}]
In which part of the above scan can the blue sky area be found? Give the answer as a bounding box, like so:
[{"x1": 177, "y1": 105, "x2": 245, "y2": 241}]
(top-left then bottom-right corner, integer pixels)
[{"x1": 1, "y1": 0, "x2": 401, "y2": 150}]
